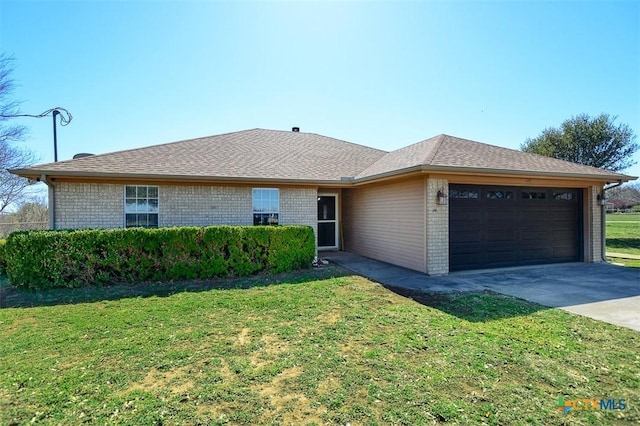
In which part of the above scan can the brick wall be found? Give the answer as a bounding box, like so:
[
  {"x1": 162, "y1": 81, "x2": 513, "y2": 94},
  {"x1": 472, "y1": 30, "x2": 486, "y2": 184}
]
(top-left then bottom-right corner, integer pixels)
[
  {"x1": 589, "y1": 185, "x2": 603, "y2": 262},
  {"x1": 160, "y1": 186, "x2": 252, "y2": 226},
  {"x1": 280, "y1": 187, "x2": 318, "y2": 247},
  {"x1": 425, "y1": 178, "x2": 449, "y2": 275},
  {"x1": 55, "y1": 182, "x2": 123, "y2": 229},
  {"x1": 53, "y1": 183, "x2": 318, "y2": 239}
]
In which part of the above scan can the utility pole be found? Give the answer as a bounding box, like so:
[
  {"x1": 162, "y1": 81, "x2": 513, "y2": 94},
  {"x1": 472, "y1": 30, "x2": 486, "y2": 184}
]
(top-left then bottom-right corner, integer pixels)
[
  {"x1": 52, "y1": 109, "x2": 60, "y2": 162},
  {"x1": 0, "y1": 107, "x2": 72, "y2": 162}
]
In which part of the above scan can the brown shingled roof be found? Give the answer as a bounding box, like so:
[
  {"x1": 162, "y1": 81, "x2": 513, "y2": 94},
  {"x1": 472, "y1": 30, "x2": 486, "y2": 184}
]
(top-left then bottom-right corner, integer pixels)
[
  {"x1": 356, "y1": 134, "x2": 633, "y2": 181},
  {"x1": 14, "y1": 129, "x2": 387, "y2": 183},
  {"x1": 12, "y1": 129, "x2": 634, "y2": 183}
]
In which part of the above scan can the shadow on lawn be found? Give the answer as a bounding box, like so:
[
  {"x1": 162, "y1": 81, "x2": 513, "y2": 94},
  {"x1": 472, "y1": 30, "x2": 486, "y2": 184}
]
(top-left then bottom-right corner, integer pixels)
[
  {"x1": 0, "y1": 266, "x2": 351, "y2": 309},
  {"x1": 384, "y1": 285, "x2": 546, "y2": 322},
  {"x1": 607, "y1": 238, "x2": 640, "y2": 251}
]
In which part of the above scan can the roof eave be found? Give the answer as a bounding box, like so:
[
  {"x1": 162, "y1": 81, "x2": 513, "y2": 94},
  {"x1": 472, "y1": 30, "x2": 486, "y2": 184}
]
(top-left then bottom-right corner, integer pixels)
[
  {"x1": 354, "y1": 165, "x2": 637, "y2": 184},
  {"x1": 10, "y1": 169, "x2": 354, "y2": 187},
  {"x1": 12, "y1": 165, "x2": 636, "y2": 188}
]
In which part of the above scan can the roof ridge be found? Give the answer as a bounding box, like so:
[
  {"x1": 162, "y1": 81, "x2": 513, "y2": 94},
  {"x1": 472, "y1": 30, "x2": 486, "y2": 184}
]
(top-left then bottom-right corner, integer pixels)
[
  {"x1": 288, "y1": 129, "x2": 389, "y2": 154},
  {"x1": 421, "y1": 134, "x2": 447, "y2": 165},
  {"x1": 57, "y1": 128, "x2": 386, "y2": 168}
]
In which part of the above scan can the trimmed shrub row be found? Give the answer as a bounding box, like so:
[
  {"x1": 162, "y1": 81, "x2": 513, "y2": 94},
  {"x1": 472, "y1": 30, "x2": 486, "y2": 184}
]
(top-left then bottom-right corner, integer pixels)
[
  {"x1": 0, "y1": 239, "x2": 6, "y2": 275},
  {"x1": 4, "y1": 226, "x2": 316, "y2": 290}
]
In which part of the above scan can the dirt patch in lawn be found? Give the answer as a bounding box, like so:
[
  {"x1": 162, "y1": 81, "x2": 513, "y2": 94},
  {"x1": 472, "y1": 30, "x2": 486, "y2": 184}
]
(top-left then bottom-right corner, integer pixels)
[
  {"x1": 249, "y1": 334, "x2": 291, "y2": 369},
  {"x1": 256, "y1": 366, "x2": 325, "y2": 425},
  {"x1": 318, "y1": 310, "x2": 341, "y2": 325},
  {"x1": 260, "y1": 334, "x2": 290, "y2": 356},
  {"x1": 123, "y1": 366, "x2": 196, "y2": 395},
  {"x1": 234, "y1": 327, "x2": 251, "y2": 347}
]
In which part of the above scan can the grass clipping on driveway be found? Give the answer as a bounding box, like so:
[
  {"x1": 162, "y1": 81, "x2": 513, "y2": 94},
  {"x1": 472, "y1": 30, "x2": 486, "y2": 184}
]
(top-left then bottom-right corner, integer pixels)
[{"x1": 1, "y1": 271, "x2": 638, "y2": 425}]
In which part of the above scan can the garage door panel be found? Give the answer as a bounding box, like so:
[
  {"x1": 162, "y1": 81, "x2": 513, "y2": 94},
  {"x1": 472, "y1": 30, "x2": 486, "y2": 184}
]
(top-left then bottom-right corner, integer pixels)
[
  {"x1": 520, "y1": 210, "x2": 551, "y2": 221},
  {"x1": 550, "y1": 208, "x2": 578, "y2": 217},
  {"x1": 519, "y1": 241, "x2": 552, "y2": 253},
  {"x1": 553, "y1": 246, "x2": 579, "y2": 259},
  {"x1": 450, "y1": 253, "x2": 482, "y2": 269},
  {"x1": 552, "y1": 216, "x2": 578, "y2": 224},
  {"x1": 486, "y1": 229, "x2": 517, "y2": 241},
  {"x1": 520, "y1": 222, "x2": 548, "y2": 231},
  {"x1": 450, "y1": 241, "x2": 483, "y2": 253},
  {"x1": 450, "y1": 230, "x2": 482, "y2": 243},
  {"x1": 485, "y1": 251, "x2": 517, "y2": 265},
  {"x1": 451, "y1": 221, "x2": 482, "y2": 232},
  {"x1": 520, "y1": 248, "x2": 553, "y2": 260},
  {"x1": 487, "y1": 210, "x2": 517, "y2": 221},
  {"x1": 553, "y1": 230, "x2": 577, "y2": 241},
  {"x1": 486, "y1": 240, "x2": 518, "y2": 250},
  {"x1": 552, "y1": 218, "x2": 579, "y2": 227},
  {"x1": 450, "y1": 185, "x2": 582, "y2": 271},
  {"x1": 520, "y1": 229, "x2": 549, "y2": 241}
]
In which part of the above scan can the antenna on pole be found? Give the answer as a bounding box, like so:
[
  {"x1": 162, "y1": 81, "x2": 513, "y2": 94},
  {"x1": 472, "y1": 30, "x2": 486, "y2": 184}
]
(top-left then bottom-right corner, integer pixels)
[{"x1": 0, "y1": 107, "x2": 72, "y2": 162}]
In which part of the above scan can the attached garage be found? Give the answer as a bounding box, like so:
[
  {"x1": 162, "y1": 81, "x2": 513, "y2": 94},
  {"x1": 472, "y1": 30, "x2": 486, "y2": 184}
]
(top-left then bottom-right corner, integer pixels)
[{"x1": 449, "y1": 184, "x2": 583, "y2": 271}]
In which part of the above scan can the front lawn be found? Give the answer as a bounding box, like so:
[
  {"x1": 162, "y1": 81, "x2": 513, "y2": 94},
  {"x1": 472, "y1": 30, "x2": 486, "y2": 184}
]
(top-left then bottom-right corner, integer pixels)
[
  {"x1": 1, "y1": 269, "x2": 638, "y2": 425},
  {"x1": 606, "y1": 213, "x2": 640, "y2": 267}
]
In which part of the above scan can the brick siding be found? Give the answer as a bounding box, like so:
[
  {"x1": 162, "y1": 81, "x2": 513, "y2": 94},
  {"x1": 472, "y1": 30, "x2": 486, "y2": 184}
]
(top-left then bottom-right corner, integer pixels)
[
  {"x1": 280, "y1": 187, "x2": 318, "y2": 247},
  {"x1": 160, "y1": 186, "x2": 252, "y2": 226},
  {"x1": 55, "y1": 182, "x2": 123, "y2": 229},
  {"x1": 589, "y1": 185, "x2": 603, "y2": 262},
  {"x1": 53, "y1": 183, "x2": 317, "y2": 241},
  {"x1": 425, "y1": 178, "x2": 449, "y2": 275}
]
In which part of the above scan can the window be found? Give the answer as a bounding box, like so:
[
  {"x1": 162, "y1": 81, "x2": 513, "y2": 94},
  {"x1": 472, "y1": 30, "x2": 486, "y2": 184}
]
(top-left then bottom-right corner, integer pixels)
[
  {"x1": 486, "y1": 190, "x2": 514, "y2": 199},
  {"x1": 450, "y1": 189, "x2": 479, "y2": 199},
  {"x1": 553, "y1": 191, "x2": 575, "y2": 200},
  {"x1": 253, "y1": 188, "x2": 279, "y2": 225},
  {"x1": 125, "y1": 185, "x2": 159, "y2": 228},
  {"x1": 522, "y1": 191, "x2": 546, "y2": 199}
]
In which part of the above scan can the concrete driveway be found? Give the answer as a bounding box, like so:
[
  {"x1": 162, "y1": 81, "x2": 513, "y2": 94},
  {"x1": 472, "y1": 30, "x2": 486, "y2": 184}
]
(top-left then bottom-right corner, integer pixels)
[{"x1": 325, "y1": 252, "x2": 640, "y2": 332}]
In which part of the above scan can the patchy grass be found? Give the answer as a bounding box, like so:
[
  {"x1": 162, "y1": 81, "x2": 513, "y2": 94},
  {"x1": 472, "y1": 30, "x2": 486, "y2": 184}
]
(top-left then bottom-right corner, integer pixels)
[
  {"x1": 1, "y1": 269, "x2": 638, "y2": 425},
  {"x1": 606, "y1": 213, "x2": 640, "y2": 267}
]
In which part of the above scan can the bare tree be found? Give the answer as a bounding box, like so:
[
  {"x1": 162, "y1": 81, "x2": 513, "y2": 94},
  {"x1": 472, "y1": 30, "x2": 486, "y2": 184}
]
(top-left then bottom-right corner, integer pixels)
[
  {"x1": 0, "y1": 54, "x2": 26, "y2": 143},
  {"x1": 0, "y1": 53, "x2": 38, "y2": 212},
  {"x1": 14, "y1": 195, "x2": 48, "y2": 225},
  {"x1": 607, "y1": 182, "x2": 640, "y2": 211},
  {"x1": 0, "y1": 195, "x2": 48, "y2": 237}
]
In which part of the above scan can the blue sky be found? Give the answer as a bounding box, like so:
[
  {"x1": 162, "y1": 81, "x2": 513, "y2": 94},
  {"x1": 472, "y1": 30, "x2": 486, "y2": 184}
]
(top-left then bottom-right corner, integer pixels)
[{"x1": 1, "y1": 0, "x2": 639, "y2": 187}]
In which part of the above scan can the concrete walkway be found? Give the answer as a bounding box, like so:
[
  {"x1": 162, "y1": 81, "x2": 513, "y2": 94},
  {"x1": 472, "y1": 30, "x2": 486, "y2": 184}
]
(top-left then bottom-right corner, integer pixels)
[{"x1": 323, "y1": 251, "x2": 640, "y2": 332}]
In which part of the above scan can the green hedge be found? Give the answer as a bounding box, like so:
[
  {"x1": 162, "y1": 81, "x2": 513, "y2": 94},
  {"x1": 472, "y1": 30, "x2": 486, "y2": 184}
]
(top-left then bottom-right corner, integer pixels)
[
  {"x1": 0, "y1": 239, "x2": 6, "y2": 275},
  {"x1": 4, "y1": 226, "x2": 315, "y2": 290}
]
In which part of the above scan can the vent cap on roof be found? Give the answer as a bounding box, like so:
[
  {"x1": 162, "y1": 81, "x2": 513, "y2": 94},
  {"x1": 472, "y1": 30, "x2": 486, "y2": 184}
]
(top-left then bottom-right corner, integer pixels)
[
  {"x1": 73, "y1": 153, "x2": 95, "y2": 159},
  {"x1": 292, "y1": 127, "x2": 300, "y2": 132}
]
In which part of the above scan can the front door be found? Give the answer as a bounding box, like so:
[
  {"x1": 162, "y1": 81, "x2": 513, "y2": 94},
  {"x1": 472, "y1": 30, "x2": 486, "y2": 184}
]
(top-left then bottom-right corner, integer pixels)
[{"x1": 318, "y1": 194, "x2": 338, "y2": 249}]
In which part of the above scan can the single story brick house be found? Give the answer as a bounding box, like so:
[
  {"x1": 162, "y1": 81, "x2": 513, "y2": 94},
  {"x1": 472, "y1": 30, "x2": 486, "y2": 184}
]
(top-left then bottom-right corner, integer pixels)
[{"x1": 12, "y1": 128, "x2": 635, "y2": 274}]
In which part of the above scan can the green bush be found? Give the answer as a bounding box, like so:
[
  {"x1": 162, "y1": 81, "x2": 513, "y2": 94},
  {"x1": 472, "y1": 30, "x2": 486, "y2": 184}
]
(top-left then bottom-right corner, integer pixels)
[
  {"x1": 4, "y1": 226, "x2": 315, "y2": 290},
  {"x1": 0, "y1": 239, "x2": 6, "y2": 275}
]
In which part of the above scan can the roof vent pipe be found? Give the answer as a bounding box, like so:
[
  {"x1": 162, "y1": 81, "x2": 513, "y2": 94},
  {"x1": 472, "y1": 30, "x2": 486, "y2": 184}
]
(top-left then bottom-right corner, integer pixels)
[
  {"x1": 73, "y1": 153, "x2": 95, "y2": 159},
  {"x1": 292, "y1": 127, "x2": 300, "y2": 132}
]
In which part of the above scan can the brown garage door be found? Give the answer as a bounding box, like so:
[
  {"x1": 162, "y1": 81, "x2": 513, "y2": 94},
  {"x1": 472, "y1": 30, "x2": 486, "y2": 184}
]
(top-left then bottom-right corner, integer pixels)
[{"x1": 449, "y1": 185, "x2": 582, "y2": 271}]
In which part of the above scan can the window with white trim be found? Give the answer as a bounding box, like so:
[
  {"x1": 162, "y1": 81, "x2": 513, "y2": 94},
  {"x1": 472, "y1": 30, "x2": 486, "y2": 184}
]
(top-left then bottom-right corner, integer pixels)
[
  {"x1": 252, "y1": 188, "x2": 279, "y2": 225},
  {"x1": 125, "y1": 185, "x2": 159, "y2": 228}
]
